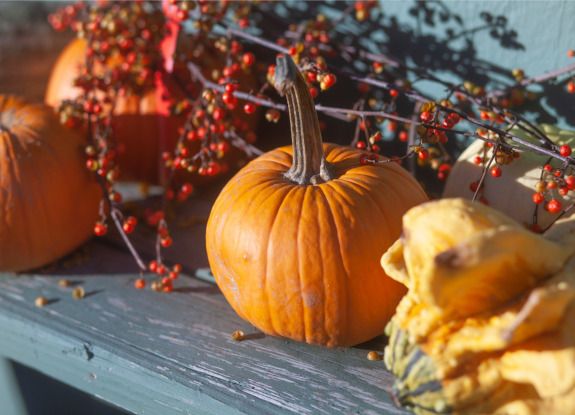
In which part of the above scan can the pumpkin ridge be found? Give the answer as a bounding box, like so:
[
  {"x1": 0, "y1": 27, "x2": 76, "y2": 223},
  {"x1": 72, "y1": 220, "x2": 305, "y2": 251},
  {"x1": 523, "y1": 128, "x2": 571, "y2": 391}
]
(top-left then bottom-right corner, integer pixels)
[
  {"x1": 295, "y1": 185, "x2": 308, "y2": 343},
  {"x1": 336, "y1": 176, "x2": 407, "y2": 324},
  {"x1": 214, "y1": 177, "x2": 286, "y2": 332},
  {"x1": 28, "y1": 144, "x2": 53, "y2": 262},
  {"x1": 3, "y1": 134, "x2": 35, "y2": 263},
  {"x1": 317, "y1": 186, "x2": 349, "y2": 345},
  {"x1": 324, "y1": 144, "x2": 353, "y2": 165},
  {"x1": 310, "y1": 189, "x2": 329, "y2": 345},
  {"x1": 241, "y1": 150, "x2": 293, "y2": 173},
  {"x1": 262, "y1": 183, "x2": 298, "y2": 337}
]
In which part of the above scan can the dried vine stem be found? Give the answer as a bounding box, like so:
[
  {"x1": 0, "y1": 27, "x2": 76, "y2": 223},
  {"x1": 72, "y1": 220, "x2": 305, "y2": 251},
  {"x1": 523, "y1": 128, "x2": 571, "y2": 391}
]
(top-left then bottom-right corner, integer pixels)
[
  {"x1": 222, "y1": 17, "x2": 575, "y2": 169},
  {"x1": 490, "y1": 61, "x2": 575, "y2": 98},
  {"x1": 472, "y1": 143, "x2": 499, "y2": 202},
  {"x1": 186, "y1": 62, "x2": 413, "y2": 124}
]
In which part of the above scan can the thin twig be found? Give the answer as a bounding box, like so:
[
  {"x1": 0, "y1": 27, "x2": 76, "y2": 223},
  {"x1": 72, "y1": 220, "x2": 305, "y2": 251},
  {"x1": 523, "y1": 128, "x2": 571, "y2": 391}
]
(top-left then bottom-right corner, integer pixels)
[
  {"x1": 110, "y1": 209, "x2": 147, "y2": 271},
  {"x1": 490, "y1": 61, "x2": 575, "y2": 98},
  {"x1": 473, "y1": 143, "x2": 498, "y2": 202}
]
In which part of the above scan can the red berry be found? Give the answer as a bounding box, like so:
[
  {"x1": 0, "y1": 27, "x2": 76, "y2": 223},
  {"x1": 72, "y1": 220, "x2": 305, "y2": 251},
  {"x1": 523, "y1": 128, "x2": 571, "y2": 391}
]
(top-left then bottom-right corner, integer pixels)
[
  {"x1": 372, "y1": 62, "x2": 384, "y2": 73},
  {"x1": 569, "y1": 49, "x2": 575, "y2": 58},
  {"x1": 176, "y1": 9, "x2": 188, "y2": 21},
  {"x1": 222, "y1": 91, "x2": 237, "y2": 105},
  {"x1": 93, "y1": 222, "x2": 107, "y2": 237},
  {"x1": 173, "y1": 264, "x2": 183, "y2": 274},
  {"x1": 149, "y1": 260, "x2": 158, "y2": 273},
  {"x1": 565, "y1": 175, "x2": 575, "y2": 189},
  {"x1": 320, "y1": 73, "x2": 336, "y2": 90},
  {"x1": 242, "y1": 52, "x2": 255, "y2": 66},
  {"x1": 186, "y1": 130, "x2": 198, "y2": 141},
  {"x1": 155, "y1": 264, "x2": 166, "y2": 276},
  {"x1": 473, "y1": 156, "x2": 483, "y2": 165},
  {"x1": 306, "y1": 71, "x2": 317, "y2": 83},
  {"x1": 309, "y1": 86, "x2": 318, "y2": 98},
  {"x1": 356, "y1": 141, "x2": 367, "y2": 150},
  {"x1": 442, "y1": 118, "x2": 454, "y2": 129},
  {"x1": 389, "y1": 89, "x2": 399, "y2": 98},
  {"x1": 134, "y1": 278, "x2": 146, "y2": 289},
  {"x1": 568, "y1": 81, "x2": 575, "y2": 94},
  {"x1": 398, "y1": 131, "x2": 408, "y2": 142},
  {"x1": 469, "y1": 181, "x2": 480, "y2": 192},
  {"x1": 417, "y1": 149, "x2": 429, "y2": 160},
  {"x1": 243, "y1": 102, "x2": 256, "y2": 115},
  {"x1": 419, "y1": 111, "x2": 433, "y2": 123},
  {"x1": 122, "y1": 221, "x2": 135, "y2": 234},
  {"x1": 448, "y1": 113, "x2": 461, "y2": 124},
  {"x1": 160, "y1": 236, "x2": 173, "y2": 248},
  {"x1": 181, "y1": 183, "x2": 193, "y2": 195},
  {"x1": 168, "y1": 271, "x2": 179, "y2": 280},
  {"x1": 546, "y1": 199, "x2": 562, "y2": 214},
  {"x1": 560, "y1": 144, "x2": 572, "y2": 157},
  {"x1": 547, "y1": 180, "x2": 558, "y2": 190},
  {"x1": 490, "y1": 165, "x2": 502, "y2": 178},
  {"x1": 212, "y1": 107, "x2": 225, "y2": 121},
  {"x1": 238, "y1": 17, "x2": 249, "y2": 28},
  {"x1": 437, "y1": 163, "x2": 451, "y2": 181},
  {"x1": 544, "y1": 164, "x2": 553, "y2": 172},
  {"x1": 86, "y1": 159, "x2": 98, "y2": 171},
  {"x1": 532, "y1": 192, "x2": 544, "y2": 204},
  {"x1": 224, "y1": 83, "x2": 237, "y2": 93}
]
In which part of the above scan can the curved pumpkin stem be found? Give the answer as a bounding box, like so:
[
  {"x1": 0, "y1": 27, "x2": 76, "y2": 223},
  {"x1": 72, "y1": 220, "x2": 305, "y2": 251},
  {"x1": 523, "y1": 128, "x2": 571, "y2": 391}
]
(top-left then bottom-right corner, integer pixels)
[{"x1": 274, "y1": 55, "x2": 334, "y2": 185}]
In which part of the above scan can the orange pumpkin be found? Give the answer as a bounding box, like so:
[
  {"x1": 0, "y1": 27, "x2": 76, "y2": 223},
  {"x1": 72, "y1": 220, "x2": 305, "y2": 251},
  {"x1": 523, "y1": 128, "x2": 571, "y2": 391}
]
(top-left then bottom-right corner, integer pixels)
[
  {"x1": 206, "y1": 56, "x2": 428, "y2": 347},
  {"x1": 45, "y1": 38, "x2": 184, "y2": 185},
  {"x1": 0, "y1": 95, "x2": 101, "y2": 271}
]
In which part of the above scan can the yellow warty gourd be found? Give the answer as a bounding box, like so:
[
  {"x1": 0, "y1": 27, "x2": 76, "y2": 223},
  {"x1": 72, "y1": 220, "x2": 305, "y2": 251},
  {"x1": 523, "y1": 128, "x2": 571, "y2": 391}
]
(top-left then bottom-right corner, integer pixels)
[{"x1": 382, "y1": 198, "x2": 575, "y2": 415}]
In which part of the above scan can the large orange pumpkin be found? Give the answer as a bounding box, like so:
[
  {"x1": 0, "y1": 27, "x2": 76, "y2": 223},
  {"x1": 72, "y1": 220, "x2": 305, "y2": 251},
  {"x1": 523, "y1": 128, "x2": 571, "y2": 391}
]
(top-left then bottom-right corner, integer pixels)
[
  {"x1": 0, "y1": 95, "x2": 101, "y2": 271},
  {"x1": 45, "y1": 38, "x2": 184, "y2": 185},
  {"x1": 206, "y1": 56, "x2": 428, "y2": 347}
]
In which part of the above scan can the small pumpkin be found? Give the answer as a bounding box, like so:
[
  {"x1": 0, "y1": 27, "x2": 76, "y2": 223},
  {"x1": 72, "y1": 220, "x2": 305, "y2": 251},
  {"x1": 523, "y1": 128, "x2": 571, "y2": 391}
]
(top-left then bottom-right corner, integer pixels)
[
  {"x1": 443, "y1": 125, "x2": 575, "y2": 229},
  {"x1": 206, "y1": 55, "x2": 428, "y2": 347},
  {"x1": 382, "y1": 198, "x2": 575, "y2": 415},
  {"x1": 0, "y1": 95, "x2": 101, "y2": 271}
]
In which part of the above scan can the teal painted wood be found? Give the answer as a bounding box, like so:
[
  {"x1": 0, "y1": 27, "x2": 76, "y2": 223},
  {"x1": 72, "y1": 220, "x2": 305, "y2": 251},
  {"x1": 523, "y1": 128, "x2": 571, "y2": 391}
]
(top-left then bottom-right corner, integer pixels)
[
  {"x1": 0, "y1": 239, "x2": 407, "y2": 415},
  {"x1": 381, "y1": 0, "x2": 575, "y2": 128},
  {"x1": 0, "y1": 358, "x2": 26, "y2": 415}
]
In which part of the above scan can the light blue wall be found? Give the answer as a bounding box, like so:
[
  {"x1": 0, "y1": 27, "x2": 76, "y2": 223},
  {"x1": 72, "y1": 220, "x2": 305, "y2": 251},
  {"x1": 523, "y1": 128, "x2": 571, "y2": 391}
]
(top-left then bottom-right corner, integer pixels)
[{"x1": 381, "y1": 0, "x2": 575, "y2": 128}]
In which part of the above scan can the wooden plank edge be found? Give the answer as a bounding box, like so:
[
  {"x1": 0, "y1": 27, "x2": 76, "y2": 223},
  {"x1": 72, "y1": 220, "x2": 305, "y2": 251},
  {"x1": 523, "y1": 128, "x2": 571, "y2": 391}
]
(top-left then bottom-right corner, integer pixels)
[{"x1": 0, "y1": 308, "x2": 247, "y2": 415}]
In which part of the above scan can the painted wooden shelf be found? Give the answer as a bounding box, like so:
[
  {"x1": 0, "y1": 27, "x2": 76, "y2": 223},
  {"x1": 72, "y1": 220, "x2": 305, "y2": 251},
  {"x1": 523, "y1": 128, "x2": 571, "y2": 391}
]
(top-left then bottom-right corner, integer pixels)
[{"x1": 0, "y1": 191, "x2": 405, "y2": 415}]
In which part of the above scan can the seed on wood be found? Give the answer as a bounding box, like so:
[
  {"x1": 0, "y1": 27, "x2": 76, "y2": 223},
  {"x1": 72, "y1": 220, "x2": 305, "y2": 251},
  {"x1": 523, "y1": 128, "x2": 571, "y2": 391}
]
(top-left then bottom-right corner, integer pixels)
[
  {"x1": 231, "y1": 330, "x2": 245, "y2": 341},
  {"x1": 35, "y1": 296, "x2": 48, "y2": 308},
  {"x1": 58, "y1": 279, "x2": 71, "y2": 287},
  {"x1": 367, "y1": 351, "x2": 382, "y2": 361},
  {"x1": 72, "y1": 287, "x2": 85, "y2": 300}
]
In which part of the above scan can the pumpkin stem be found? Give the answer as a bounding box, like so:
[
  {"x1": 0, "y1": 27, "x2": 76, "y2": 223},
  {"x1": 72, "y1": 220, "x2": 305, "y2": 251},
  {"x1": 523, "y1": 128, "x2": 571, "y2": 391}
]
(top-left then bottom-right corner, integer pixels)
[{"x1": 274, "y1": 55, "x2": 334, "y2": 185}]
